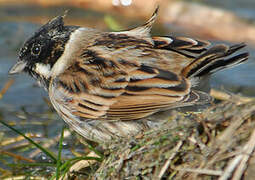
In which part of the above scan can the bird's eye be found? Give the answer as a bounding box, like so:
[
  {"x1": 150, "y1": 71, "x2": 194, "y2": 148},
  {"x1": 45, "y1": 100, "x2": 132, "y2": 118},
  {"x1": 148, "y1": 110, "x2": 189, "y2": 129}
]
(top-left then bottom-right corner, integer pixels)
[{"x1": 31, "y1": 44, "x2": 41, "y2": 56}]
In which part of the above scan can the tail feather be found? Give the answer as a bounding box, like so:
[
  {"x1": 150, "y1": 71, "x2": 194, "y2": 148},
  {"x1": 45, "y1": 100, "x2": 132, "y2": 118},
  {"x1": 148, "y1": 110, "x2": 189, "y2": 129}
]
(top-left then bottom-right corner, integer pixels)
[
  {"x1": 152, "y1": 36, "x2": 248, "y2": 79},
  {"x1": 225, "y1": 43, "x2": 246, "y2": 55},
  {"x1": 196, "y1": 52, "x2": 249, "y2": 77},
  {"x1": 181, "y1": 43, "x2": 249, "y2": 78}
]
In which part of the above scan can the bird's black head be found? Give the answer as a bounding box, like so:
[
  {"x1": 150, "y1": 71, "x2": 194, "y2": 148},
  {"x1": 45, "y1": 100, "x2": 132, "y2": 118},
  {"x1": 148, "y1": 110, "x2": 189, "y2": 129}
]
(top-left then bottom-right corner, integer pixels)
[{"x1": 9, "y1": 14, "x2": 78, "y2": 87}]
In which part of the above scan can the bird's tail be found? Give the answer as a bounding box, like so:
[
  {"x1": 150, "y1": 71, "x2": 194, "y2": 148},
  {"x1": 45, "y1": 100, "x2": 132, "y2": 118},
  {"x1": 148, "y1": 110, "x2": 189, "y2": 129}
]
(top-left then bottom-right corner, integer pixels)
[
  {"x1": 152, "y1": 36, "x2": 249, "y2": 79},
  {"x1": 181, "y1": 43, "x2": 249, "y2": 78}
]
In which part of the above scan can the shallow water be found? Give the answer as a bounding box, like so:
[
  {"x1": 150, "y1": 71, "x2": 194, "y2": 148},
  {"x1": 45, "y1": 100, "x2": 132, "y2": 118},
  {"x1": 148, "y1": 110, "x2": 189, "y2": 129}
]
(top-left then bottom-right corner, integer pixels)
[
  {"x1": 201, "y1": 0, "x2": 255, "y2": 95},
  {"x1": 0, "y1": 2, "x2": 254, "y2": 173},
  {"x1": 204, "y1": 0, "x2": 255, "y2": 20}
]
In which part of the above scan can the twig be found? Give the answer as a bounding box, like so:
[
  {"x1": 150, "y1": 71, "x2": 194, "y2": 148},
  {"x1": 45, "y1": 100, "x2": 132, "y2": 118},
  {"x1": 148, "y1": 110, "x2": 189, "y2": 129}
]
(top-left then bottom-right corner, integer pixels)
[
  {"x1": 218, "y1": 155, "x2": 243, "y2": 180},
  {"x1": 62, "y1": 151, "x2": 100, "y2": 180},
  {"x1": 219, "y1": 128, "x2": 255, "y2": 180},
  {"x1": 157, "y1": 141, "x2": 183, "y2": 179},
  {"x1": 3, "y1": 176, "x2": 45, "y2": 180},
  {"x1": 0, "y1": 79, "x2": 14, "y2": 99},
  {"x1": 0, "y1": 150, "x2": 35, "y2": 163},
  {"x1": 174, "y1": 167, "x2": 223, "y2": 176},
  {"x1": 210, "y1": 89, "x2": 254, "y2": 104},
  {"x1": 217, "y1": 104, "x2": 255, "y2": 142},
  {"x1": 232, "y1": 128, "x2": 255, "y2": 180}
]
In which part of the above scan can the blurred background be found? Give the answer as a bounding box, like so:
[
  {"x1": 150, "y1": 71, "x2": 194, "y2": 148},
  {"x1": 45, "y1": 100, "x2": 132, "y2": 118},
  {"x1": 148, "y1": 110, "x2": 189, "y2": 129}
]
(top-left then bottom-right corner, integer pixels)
[{"x1": 0, "y1": 0, "x2": 255, "y2": 178}]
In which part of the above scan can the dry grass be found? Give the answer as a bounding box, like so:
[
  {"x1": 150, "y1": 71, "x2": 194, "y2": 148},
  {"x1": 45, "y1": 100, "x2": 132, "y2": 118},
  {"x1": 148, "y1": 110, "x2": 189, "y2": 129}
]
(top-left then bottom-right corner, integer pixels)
[{"x1": 66, "y1": 91, "x2": 255, "y2": 179}]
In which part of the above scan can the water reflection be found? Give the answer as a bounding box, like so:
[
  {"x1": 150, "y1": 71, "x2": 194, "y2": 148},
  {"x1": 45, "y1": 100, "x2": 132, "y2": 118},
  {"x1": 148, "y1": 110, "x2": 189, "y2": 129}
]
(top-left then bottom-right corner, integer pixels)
[{"x1": 112, "y1": 0, "x2": 133, "y2": 6}]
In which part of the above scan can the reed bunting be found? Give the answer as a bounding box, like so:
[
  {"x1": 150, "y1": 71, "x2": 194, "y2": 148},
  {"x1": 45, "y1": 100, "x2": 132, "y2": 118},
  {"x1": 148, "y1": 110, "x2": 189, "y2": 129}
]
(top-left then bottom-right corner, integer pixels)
[{"x1": 9, "y1": 8, "x2": 249, "y2": 142}]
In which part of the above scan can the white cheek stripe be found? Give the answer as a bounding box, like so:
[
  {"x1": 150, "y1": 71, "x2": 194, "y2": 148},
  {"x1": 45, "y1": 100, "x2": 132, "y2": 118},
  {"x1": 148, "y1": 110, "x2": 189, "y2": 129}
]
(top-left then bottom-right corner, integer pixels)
[
  {"x1": 50, "y1": 28, "x2": 84, "y2": 77},
  {"x1": 34, "y1": 63, "x2": 51, "y2": 79}
]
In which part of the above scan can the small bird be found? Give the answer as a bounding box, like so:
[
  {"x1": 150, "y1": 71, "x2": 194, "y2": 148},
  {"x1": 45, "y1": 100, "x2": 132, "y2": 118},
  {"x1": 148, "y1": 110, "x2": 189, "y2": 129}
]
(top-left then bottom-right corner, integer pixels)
[{"x1": 9, "y1": 8, "x2": 249, "y2": 142}]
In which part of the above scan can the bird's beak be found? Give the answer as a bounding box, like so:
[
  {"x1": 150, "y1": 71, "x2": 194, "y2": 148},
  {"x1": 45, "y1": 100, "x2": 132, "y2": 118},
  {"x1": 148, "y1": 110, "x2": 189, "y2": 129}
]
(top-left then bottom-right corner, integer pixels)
[{"x1": 8, "y1": 60, "x2": 27, "y2": 74}]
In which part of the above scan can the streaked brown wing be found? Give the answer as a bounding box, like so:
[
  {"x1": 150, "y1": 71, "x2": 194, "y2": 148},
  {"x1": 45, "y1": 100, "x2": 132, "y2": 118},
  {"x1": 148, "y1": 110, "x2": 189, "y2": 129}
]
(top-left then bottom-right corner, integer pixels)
[
  {"x1": 107, "y1": 90, "x2": 212, "y2": 120},
  {"x1": 49, "y1": 47, "x2": 193, "y2": 121},
  {"x1": 152, "y1": 36, "x2": 210, "y2": 58},
  {"x1": 106, "y1": 66, "x2": 190, "y2": 120}
]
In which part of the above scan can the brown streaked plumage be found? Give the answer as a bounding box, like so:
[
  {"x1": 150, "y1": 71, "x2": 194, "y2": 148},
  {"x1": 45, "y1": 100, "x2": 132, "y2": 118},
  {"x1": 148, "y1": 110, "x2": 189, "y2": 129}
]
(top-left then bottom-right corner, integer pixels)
[{"x1": 9, "y1": 7, "x2": 249, "y2": 142}]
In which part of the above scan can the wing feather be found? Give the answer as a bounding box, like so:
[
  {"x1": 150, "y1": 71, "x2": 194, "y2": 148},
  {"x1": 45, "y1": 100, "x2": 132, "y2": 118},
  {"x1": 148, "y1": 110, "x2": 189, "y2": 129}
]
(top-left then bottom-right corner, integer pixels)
[
  {"x1": 49, "y1": 30, "x2": 214, "y2": 122},
  {"x1": 152, "y1": 36, "x2": 210, "y2": 58},
  {"x1": 49, "y1": 53, "x2": 191, "y2": 121}
]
